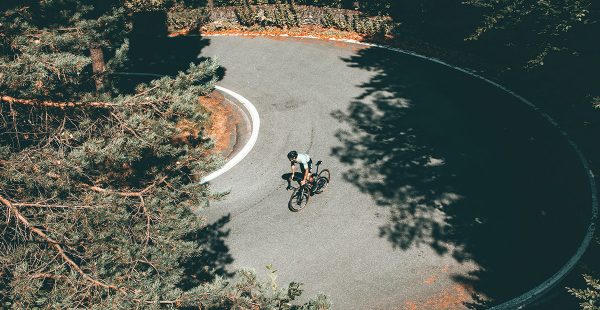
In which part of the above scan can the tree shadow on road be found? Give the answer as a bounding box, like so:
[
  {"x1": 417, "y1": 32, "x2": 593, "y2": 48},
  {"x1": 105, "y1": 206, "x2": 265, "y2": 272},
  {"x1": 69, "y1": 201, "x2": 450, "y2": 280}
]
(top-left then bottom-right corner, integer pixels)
[
  {"x1": 93, "y1": 10, "x2": 235, "y2": 295},
  {"x1": 114, "y1": 11, "x2": 225, "y2": 91},
  {"x1": 179, "y1": 215, "x2": 234, "y2": 289},
  {"x1": 334, "y1": 47, "x2": 591, "y2": 307}
]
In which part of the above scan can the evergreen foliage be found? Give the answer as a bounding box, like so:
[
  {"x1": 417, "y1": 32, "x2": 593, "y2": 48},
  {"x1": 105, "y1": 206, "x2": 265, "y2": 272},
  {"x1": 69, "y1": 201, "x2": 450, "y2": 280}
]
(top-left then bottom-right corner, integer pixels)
[
  {"x1": 168, "y1": 4, "x2": 212, "y2": 33},
  {"x1": 464, "y1": 0, "x2": 594, "y2": 66},
  {"x1": 224, "y1": 1, "x2": 393, "y2": 36},
  {"x1": 234, "y1": 0, "x2": 300, "y2": 28},
  {"x1": 124, "y1": 0, "x2": 171, "y2": 12},
  {"x1": 568, "y1": 274, "x2": 600, "y2": 310},
  {"x1": 463, "y1": 0, "x2": 599, "y2": 108},
  {"x1": 204, "y1": 0, "x2": 390, "y2": 16},
  {"x1": 0, "y1": 1, "x2": 329, "y2": 308},
  {"x1": 320, "y1": 11, "x2": 391, "y2": 38}
]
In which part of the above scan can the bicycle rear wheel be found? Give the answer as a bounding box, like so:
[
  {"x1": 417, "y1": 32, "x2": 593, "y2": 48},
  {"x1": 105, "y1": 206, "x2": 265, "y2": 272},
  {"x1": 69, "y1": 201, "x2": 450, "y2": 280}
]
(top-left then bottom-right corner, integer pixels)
[
  {"x1": 289, "y1": 186, "x2": 309, "y2": 212},
  {"x1": 314, "y1": 169, "x2": 330, "y2": 194}
]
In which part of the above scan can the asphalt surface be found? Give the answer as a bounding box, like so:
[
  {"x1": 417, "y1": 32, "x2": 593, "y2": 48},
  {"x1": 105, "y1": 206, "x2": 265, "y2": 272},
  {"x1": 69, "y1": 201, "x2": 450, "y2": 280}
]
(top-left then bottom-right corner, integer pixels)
[{"x1": 199, "y1": 36, "x2": 592, "y2": 309}]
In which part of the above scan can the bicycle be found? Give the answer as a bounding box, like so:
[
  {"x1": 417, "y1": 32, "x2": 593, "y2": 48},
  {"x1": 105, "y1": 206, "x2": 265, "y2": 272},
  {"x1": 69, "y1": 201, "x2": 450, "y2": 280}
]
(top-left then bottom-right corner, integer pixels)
[{"x1": 287, "y1": 160, "x2": 330, "y2": 212}]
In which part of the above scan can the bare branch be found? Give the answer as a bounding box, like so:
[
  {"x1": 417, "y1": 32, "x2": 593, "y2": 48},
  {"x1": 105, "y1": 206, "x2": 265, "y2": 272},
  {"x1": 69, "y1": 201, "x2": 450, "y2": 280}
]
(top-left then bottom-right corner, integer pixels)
[
  {"x1": 88, "y1": 186, "x2": 143, "y2": 197},
  {"x1": 0, "y1": 194, "x2": 117, "y2": 290},
  {"x1": 139, "y1": 196, "x2": 151, "y2": 247},
  {"x1": 86, "y1": 178, "x2": 168, "y2": 249},
  {"x1": 1, "y1": 95, "x2": 113, "y2": 109},
  {"x1": 123, "y1": 85, "x2": 159, "y2": 104},
  {"x1": 88, "y1": 176, "x2": 169, "y2": 197},
  {"x1": 9, "y1": 102, "x2": 20, "y2": 148},
  {"x1": 136, "y1": 299, "x2": 181, "y2": 306},
  {"x1": 13, "y1": 203, "x2": 109, "y2": 209},
  {"x1": 30, "y1": 273, "x2": 70, "y2": 281},
  {"x1": 110, "y1": 112, "x2": 149, "y2": 144}
]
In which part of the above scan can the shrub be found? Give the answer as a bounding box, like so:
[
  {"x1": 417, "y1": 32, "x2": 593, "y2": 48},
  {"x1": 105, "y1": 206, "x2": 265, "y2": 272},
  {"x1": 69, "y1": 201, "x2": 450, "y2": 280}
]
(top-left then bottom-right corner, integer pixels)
[
  {"x1": 264, "y1": 1, "x2": 300, "y2": 28},
  {"x1": 568, "y1": 275, "x2": 600, "y2": 310},
  {"x1": 168, "y1": 4, "x2": 212, "y2": 33},
  {"x1": 234, "y1": 1, "x2": 300, "y2": 28},
  {"x1": 234, "y1": 1, "x2": 259, "y2": 26},
  {"x1": 321, "y1": 10, "x2": 393, "y2": 37}
]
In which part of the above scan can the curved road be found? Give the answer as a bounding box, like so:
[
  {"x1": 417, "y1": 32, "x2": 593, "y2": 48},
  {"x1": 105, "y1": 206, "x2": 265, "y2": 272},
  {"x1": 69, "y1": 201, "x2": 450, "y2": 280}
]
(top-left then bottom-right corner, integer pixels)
[{"x1": 200, "y1": 36, "x2": 591, "y2": 309}]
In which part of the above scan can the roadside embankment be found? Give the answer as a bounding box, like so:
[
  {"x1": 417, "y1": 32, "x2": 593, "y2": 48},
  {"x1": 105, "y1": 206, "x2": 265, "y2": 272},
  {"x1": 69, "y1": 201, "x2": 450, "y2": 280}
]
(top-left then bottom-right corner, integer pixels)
[
  {"x1": 199, "y1": 86, "x2": 259, "y2": 185},
  {"x1": 200, "y1": 90, "x2": 251, "y2": 159},
  {"x1": 200, "y1": 89, "x2": 252, "y2": 160}
]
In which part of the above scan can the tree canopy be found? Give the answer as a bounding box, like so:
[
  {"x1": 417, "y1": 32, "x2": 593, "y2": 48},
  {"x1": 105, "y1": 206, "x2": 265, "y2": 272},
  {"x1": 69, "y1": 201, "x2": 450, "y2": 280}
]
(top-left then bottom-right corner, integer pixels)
[
  {"x1": 0, "y1": 1, "x2": 329, "y2": 308},
  {"x1": 465, "y1": 0, "x2": 596, "y2": 66}
]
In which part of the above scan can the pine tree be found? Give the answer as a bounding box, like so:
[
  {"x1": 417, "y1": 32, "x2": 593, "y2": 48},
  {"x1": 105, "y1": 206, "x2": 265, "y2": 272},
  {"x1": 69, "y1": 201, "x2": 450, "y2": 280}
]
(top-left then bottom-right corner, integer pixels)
[
  {"x1": 0, "y1": 1, "x2": 329, "y2": 308},
  {"x1": 464, "y1": 0, "x2": 595, "y2": 66},
  {"x1": 568, "y1": 274, "x2": 600, "y2": 310}
]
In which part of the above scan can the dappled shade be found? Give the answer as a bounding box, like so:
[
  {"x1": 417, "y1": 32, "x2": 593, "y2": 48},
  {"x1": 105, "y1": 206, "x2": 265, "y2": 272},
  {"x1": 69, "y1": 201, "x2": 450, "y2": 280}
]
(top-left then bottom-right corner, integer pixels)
[{"x1": 333, "y1": 46, "x2": 592, "y2": 307}]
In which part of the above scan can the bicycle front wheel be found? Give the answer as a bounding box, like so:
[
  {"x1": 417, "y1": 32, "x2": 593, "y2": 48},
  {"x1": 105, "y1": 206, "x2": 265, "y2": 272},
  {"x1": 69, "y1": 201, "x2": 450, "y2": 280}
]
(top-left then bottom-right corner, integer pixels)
[
  {"x1": 314, "y1": 169, "x2": 330, "y2": 194},
  {"x1": 289, "y1": 186, "x2": 309, "y2": 212}
]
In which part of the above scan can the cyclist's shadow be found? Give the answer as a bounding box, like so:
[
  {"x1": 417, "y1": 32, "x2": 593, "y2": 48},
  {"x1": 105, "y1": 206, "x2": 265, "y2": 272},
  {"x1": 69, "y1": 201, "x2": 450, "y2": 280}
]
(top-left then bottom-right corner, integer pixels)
[{"x1": 281, "y1": 173, "x2": 303, "y2": 189}]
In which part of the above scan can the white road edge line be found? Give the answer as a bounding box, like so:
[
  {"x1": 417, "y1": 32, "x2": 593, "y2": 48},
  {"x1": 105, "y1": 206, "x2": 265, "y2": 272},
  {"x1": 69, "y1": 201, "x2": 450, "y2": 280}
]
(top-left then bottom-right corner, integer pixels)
[{"x1": 201, "y1": 85, "x2": 260, "y2": 184}]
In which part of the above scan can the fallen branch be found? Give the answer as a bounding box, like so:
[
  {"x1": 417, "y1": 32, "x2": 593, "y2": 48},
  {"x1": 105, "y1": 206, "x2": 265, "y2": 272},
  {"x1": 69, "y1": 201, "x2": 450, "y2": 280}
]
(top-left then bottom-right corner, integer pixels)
[
  {"x1": 89, "y1": 186, "x2": 143, "y2": 197},
  {"x1": 13, "y1": 203, "x2": 109, "y2": 209},
  {"x1": 1, "y1": 95, "x2": 113, "y2": 109}
]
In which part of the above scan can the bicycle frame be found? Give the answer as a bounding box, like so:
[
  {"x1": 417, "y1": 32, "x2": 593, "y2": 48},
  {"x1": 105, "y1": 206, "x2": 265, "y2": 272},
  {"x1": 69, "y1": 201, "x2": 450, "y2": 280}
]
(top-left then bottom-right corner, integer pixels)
[
  {"x1": 292, "y1": 160, "x2": 322, "y2": 189},
  {"x1": 311, "y1": 160, "x2": 322, "y2": 179},
  {"x1": 288, "y1": 160, "x2": 328, "y2": 212}
]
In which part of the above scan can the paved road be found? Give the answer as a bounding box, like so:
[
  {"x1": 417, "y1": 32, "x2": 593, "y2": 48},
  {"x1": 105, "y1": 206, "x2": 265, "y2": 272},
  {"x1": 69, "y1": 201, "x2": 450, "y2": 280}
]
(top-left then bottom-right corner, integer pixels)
[{"x1": 200, "y1": 36, "x2": 591, "y2": 309}]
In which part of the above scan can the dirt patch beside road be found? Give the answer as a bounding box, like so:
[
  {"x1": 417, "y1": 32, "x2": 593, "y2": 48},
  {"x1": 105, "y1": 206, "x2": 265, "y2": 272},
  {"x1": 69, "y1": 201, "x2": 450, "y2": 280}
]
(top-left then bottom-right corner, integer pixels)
[
  {"x1": 200, "y1": 90, "x2": 243, "y2": 158},
  {"x1": 202, "y1": 24, "x2": 366, "y2": 42}
]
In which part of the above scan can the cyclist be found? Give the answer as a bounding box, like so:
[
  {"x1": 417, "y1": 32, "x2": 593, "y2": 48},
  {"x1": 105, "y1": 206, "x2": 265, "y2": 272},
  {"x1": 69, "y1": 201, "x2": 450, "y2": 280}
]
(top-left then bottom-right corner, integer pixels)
[{"x1": 287, "y1": 150, "x2": 313, "y2": 186}]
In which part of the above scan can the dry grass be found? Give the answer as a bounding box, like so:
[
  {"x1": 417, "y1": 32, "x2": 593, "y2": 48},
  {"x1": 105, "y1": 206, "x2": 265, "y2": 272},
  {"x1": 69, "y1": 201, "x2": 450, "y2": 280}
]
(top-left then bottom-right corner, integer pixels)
[{"x1": 199, "y1": 91, "x2": 238, "y2": 157}]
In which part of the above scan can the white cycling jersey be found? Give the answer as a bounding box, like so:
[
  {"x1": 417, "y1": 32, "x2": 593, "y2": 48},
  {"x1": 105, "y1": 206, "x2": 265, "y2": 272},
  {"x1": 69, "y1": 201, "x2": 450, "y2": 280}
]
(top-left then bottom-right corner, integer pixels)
[{"x1": 292, "y1": 153, "x2": 311, "y2": 169}]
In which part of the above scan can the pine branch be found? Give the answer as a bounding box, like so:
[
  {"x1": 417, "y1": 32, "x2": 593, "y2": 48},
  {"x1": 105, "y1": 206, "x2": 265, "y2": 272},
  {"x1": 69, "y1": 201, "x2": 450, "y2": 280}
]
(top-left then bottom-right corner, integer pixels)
[
  {"x1": 55, "y1": 27, "x2": 82, "y2": 32},
  {"x1": 88, "y1": 177, "x2": 167, "y2": 247},
  {"x1": 30, "y1": 273, "x2": 70, "y2": 281},
  {"x1": 1, "y1": 95, "x2": 113, "y2": 109},
  {"x1": 140, "y1": 196, "x2": 151, "y2": 247},
  {"x1": 88, "y1": 186, "x2": 145, "y2": 197},
  {"x1": 142, "y1": 300, "x2": 181, "y2": 305},
  {"x1": 88, "y1": 176, "x2": 168, "y2": 197},
  {"x1": 123, "y1": 85, "x2": 159, "y2": 103},
  {"x1": 13, "y1": 203, "x2": 109, "y2": 209},
  {"x1": 0, "y1": 194, "x2": 118, "y2": 290},
  {"x1": 127, "y1": 297, "x2": 189, "y2": 307},
  {"x1": 110, "y1": 112, "x2": 149, "y2": 144}
]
